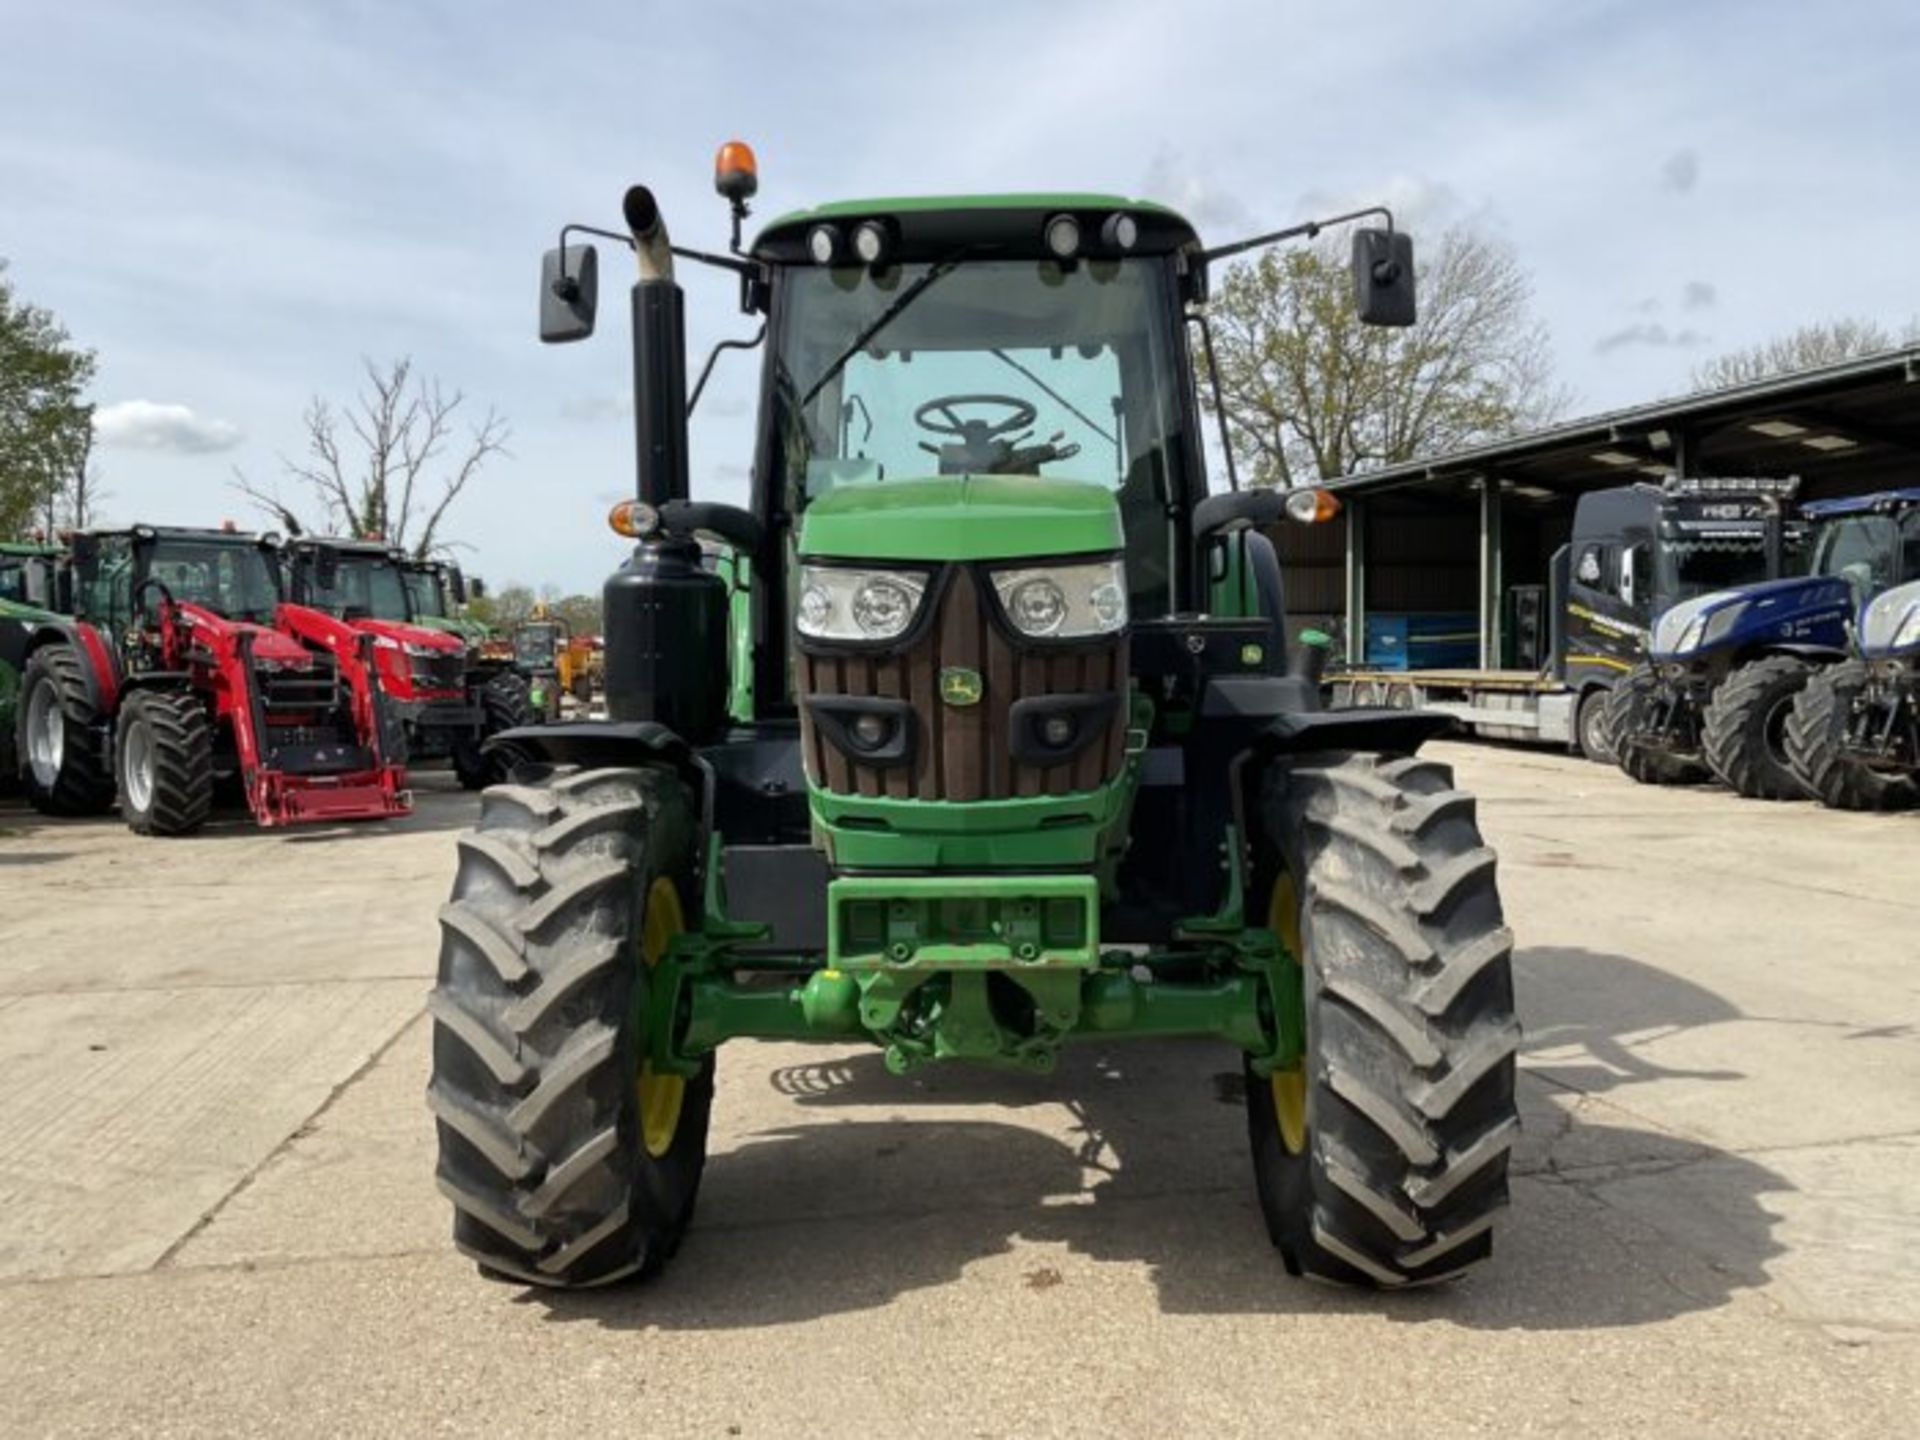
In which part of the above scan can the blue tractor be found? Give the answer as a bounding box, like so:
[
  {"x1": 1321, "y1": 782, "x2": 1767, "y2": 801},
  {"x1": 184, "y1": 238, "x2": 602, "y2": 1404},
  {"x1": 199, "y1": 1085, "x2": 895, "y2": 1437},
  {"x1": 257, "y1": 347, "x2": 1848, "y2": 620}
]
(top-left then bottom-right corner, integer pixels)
[
  {"x1": 1783, "y1": 491, "x2": 1920, "y2": 810},
  {"x1": 1608, "y1": 478, "x2": 1872, "y2": 799}
]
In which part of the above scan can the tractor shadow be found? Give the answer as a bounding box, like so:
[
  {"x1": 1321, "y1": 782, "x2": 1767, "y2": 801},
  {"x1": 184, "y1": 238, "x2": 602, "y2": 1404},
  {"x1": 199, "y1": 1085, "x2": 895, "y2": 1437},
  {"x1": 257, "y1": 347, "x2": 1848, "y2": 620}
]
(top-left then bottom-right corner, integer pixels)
[{"x1": 525, "y1": 946, "x2": 1790, "y2": 1334}]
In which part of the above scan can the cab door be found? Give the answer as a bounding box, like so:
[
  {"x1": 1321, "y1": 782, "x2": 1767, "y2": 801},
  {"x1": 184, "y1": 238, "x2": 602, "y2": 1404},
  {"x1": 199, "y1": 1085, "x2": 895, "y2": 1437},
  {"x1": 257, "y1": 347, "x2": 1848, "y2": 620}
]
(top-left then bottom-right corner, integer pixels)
[{"x1": 1564, "y1": 537, "x2": 1648, "y2": 686}]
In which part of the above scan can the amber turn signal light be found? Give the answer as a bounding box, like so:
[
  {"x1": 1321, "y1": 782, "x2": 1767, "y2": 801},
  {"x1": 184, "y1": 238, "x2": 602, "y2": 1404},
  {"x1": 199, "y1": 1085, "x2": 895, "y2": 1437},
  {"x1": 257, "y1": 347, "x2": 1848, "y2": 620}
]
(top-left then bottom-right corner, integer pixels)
[
  {"x1": 608, "y1": 499, "x2": 661, "y2": 538},
  {"x1": 1284, "y1": 487, "x2": 1342, "y2": 524}
]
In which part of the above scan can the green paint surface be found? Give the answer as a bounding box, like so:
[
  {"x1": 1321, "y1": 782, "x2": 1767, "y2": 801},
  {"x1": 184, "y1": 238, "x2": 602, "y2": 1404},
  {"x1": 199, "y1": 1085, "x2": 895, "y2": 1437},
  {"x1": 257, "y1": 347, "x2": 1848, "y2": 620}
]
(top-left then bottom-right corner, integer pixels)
[{"x1": 799, "y1": 475, "x2": 1122, "y2": 562}]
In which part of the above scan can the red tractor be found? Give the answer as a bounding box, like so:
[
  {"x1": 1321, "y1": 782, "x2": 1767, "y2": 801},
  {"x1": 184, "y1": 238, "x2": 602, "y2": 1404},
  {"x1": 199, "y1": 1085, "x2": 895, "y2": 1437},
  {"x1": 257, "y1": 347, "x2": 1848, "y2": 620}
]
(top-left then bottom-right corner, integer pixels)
[
  {"x1": 14, "y1": 524, "x2": 408, "y2": 834},
  {"x1": 281, "y1": 537, "x2": 533, "y2": 786}
]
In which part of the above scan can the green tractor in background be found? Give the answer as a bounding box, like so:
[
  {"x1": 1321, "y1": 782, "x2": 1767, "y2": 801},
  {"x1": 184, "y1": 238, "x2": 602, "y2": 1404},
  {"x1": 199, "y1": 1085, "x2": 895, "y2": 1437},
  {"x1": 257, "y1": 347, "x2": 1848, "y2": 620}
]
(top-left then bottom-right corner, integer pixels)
[
  {"x1": 428, "y1": 146, "x2": 1518, "y2": 1291},
  {"x1": 1, "y1": 542, "x2": 70, "y2": 789}
]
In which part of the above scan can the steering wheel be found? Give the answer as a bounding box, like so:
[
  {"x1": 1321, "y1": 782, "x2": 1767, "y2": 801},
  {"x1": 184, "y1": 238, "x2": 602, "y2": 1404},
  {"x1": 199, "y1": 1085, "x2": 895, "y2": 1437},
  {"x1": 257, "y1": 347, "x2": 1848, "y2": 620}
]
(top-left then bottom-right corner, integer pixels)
[{"x1": 914, "y1": 394, "x2": 1038, "y2": 444}]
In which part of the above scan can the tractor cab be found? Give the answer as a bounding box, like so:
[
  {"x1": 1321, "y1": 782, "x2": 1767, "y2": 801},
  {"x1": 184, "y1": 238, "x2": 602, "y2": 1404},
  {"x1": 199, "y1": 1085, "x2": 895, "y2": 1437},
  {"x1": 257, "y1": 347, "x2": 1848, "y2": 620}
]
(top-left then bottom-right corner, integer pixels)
[
  {"x1": 1801, "y1": 488, "x2": 1920, "y2": 607},
  {"x1": 284, "y1": 537, "x2": 414, "y2": 623},
  {"x1": 0, "y1": 542, "x2": 63, "y2": 614},
  {"x1": 70, "y1": 525, "x2": 285, "y2": 636}
]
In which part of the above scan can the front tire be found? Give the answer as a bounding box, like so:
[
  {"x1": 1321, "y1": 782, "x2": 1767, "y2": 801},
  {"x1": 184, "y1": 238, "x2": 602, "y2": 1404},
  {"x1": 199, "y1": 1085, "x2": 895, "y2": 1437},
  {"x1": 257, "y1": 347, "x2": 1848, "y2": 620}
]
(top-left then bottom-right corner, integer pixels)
[
  {"x1": 429, "y1": 763, "x2": 711, "y2": 1288},
  {"x1": 116, "y1": 688, "x2": 213, "y2": 836},
  {"x1": 1247, "y1": 752, "x2": 1520, "y2": 1287},
  {"x1": 452, "y1": 672, "x2": 535, "y2": 790},
  {"x1": 1607, "y1": 663, "x2": 1711, "y2": 785},
  {"x1": 1701, "y1": 655, "x2": 1816, "y2": 800},
  {"x1": 1784, "y1": 661, "x2": 1919, "y2": 812},
  {"x1": 16, "y1": 643, "x2": 115, "y2": 816}
]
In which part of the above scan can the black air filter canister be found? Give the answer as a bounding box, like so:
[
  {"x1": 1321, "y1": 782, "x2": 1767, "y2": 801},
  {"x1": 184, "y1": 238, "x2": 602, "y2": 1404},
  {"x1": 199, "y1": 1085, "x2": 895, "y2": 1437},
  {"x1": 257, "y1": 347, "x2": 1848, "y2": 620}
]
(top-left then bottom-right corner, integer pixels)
[{"x1": 603, "y1": 537, "x2": 728, "y2": 742}]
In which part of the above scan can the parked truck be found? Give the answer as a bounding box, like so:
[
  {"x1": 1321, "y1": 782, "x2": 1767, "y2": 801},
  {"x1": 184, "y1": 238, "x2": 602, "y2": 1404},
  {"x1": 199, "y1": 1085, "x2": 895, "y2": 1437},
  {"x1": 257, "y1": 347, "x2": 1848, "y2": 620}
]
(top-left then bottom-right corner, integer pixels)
[{"x1": 1330, "y1": 477, "x2": 1801, "y2": 762}]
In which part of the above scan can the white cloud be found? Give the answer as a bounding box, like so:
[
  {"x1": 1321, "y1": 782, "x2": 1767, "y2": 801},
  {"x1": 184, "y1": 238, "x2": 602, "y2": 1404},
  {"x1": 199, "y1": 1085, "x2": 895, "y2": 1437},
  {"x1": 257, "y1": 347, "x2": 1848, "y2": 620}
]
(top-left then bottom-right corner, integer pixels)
[
  {"x1": 1594, "y1": 322, "x2": 1710, "y2": 355},
  {"x1": 93, "y1": 399, "x2": 243, "y2": 454}
]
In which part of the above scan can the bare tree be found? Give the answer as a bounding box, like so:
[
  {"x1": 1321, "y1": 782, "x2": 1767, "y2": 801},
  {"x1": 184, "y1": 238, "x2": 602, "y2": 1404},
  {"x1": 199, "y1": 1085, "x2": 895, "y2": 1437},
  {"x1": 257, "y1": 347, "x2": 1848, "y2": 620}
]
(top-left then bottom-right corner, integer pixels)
[
  {"x1": 1202, "y1": 225, "x2": 1569, "y2": 486},
  {"x1": 237, "y1": 357, "x2": 508, "y2": 557},
  {"x1": 1691, "y1": 318, "x2": 1916, "y2": 390}
]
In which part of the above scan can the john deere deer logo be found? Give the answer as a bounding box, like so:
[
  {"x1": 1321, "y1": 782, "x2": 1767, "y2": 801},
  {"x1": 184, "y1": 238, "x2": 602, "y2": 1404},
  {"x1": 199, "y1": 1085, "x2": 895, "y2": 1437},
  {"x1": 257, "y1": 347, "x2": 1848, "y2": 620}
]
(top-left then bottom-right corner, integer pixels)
[{"x1": 939, "y1": 666, "x2": 983, "y2": 707}]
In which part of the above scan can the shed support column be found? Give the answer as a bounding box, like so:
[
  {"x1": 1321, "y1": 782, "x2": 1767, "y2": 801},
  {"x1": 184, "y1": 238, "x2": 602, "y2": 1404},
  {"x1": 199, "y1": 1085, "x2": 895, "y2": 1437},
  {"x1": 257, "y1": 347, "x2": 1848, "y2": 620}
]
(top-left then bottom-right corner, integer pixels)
[
  {"x1": 1343, "y1": 498, "x2": 1367, "y2": 666},
  {"x1": 1479, "y1": 477, "x2": 1504, "y2": 670}
]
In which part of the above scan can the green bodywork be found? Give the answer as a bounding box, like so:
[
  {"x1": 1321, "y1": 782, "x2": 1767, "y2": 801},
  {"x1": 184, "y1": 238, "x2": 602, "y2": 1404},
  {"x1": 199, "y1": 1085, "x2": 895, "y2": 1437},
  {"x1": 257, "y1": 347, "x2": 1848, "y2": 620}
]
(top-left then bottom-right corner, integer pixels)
[
  {"x1": 798, "y1": 475, "x2": 1123, "y2": 562},
  {"x1": 649, "y1": 471, "x2": 1300, "y2": 1078},
  {"x1": 0, "y1": 544, "x2": 65, "y2": 738}
]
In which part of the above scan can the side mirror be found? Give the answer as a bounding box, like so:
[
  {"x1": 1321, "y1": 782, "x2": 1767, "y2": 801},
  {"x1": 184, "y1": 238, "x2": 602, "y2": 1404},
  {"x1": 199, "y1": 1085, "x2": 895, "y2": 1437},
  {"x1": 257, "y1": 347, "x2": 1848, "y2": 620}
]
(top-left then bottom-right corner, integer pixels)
[
  {"x1": 459, "y1": 573, "x2": 479, "y2": 603},
  {"x1": 1352, "y1": 228, "x2": 1416, "y2": 327},
  {"x1": 53, "y1": 565, "x2": 75, "y2": 614},
  {"x1": 540, "y1": 244, "x2": 599, "y2": 344},
  {"x1": 69, "y1": 534, "x2": 98, "y2": 571},
  {"x1": 315, "y1": 545, "x2": 341, "y2": 591},
  {"x1": 1618, "y1": 546, "x2": 1639, "y2": 607}
]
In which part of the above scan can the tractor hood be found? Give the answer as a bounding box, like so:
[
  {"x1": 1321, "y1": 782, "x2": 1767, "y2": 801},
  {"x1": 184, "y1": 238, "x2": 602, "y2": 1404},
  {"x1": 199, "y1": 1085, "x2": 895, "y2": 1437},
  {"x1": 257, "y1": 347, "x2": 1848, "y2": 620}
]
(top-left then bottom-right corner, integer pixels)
[
  {"x1": 797, "y1": 476, "x2": 1123, "y2": 562},
  {"x1": 356, "y1": 617, "x2": 463, "y2": 653},
  {"x1": 1650, "y1": 575, "x2": 1853, "y2": 660},
  {"x1": 1860, "y1": 579, "x2": 1920, "y2": 659}
]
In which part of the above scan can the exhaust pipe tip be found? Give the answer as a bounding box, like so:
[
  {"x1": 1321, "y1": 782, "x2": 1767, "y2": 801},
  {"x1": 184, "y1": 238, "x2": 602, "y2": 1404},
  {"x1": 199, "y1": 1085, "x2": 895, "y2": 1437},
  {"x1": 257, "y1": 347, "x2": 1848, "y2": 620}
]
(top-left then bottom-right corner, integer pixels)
[{"x1": 621, "y1": 185, "x2": 673, "y2": 284}]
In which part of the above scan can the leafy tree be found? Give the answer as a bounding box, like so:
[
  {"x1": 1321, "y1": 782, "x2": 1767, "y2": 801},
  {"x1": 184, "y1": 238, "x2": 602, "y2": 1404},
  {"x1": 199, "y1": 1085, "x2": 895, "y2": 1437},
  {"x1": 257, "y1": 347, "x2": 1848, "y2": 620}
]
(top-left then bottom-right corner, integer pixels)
[
  {"x1": 1691, "y1": 318, "x2": 1916, "y2": 390},
  {"x1": 0, "y1": 262, "x2": 96, "y2": 537},
  {"x1": 237, "y1": 356, "x2": 508, "y2": 558},
  {"x1": 1201, "y1": 225, "x2": 1568, "y2": 486}
]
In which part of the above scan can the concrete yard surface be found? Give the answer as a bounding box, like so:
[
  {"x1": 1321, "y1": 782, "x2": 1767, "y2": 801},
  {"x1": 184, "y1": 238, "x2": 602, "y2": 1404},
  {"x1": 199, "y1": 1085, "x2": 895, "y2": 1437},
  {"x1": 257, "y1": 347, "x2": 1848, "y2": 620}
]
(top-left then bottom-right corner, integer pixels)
[{"x1": 1, "y1": 747, "x2": 1917, "y2": 1437}]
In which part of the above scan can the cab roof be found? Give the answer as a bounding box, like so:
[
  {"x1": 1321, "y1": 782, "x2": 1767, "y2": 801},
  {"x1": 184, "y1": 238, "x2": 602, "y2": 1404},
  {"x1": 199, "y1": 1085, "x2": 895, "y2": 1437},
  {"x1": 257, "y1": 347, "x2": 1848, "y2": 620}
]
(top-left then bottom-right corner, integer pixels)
[
  {"x1": 1801, "y1": 487, "x2": 1920, "y2": 519},
  {"x1": 752, "y1": 193, "x2": 1202, "y2": 266}
]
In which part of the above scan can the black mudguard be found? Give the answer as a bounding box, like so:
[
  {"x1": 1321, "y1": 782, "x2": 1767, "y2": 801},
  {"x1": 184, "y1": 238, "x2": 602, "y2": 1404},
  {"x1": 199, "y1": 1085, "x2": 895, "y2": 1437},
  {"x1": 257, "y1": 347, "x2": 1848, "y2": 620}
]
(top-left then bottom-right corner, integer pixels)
[
  {"x1": 1256, "y1": 705, "x2": 1453, "y2": 757},
  {"x1": 487, "y1": 718, "x2": 694, "y2": 773}
]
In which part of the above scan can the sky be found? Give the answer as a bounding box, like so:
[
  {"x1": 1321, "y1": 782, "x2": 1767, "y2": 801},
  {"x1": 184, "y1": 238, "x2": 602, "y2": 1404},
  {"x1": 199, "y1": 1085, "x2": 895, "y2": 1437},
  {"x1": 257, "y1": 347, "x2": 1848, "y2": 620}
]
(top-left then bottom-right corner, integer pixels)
[{"x1": 4, "y1": 0, "x2": 1916, "y2": 593}]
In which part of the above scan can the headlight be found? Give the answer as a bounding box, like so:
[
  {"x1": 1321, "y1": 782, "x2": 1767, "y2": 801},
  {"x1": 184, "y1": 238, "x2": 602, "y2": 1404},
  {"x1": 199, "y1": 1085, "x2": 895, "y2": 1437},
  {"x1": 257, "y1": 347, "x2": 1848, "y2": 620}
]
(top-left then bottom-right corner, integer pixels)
[
  {"x1": 1898, "y1": 607, "x2": 1920, "y2": 649},
  {"x1": 796, "y1": 565, "x2": 928, "y2": 642},
  {"x1": 1698, "y1": 602, "x2": 1747, "y2": 650},
  {"x1": 403, "y1": 641, "x2": 447, "y2": 659},
  {"x1": 992, "y1": 559, "x2": 1128, "y2": 640}
]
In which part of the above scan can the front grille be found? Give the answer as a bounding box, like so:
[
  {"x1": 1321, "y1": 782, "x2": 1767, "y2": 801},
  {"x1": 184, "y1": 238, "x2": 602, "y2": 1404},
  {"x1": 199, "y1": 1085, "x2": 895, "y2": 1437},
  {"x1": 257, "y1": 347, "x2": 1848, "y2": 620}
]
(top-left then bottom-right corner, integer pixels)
[
  {"x1": 411, "y1": 652, "x2": 466, "y2": 692},
  {"x1": 796, "y1": 566, "x2": 1127, "y2": 801}
]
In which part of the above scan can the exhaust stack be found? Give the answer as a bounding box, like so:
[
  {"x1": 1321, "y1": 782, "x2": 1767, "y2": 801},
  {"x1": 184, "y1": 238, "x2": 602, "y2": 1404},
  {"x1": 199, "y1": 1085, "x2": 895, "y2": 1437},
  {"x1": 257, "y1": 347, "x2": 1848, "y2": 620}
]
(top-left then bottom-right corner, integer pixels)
[{"x1": 623, "y1": 184, "x2": 689, "y2": 507}]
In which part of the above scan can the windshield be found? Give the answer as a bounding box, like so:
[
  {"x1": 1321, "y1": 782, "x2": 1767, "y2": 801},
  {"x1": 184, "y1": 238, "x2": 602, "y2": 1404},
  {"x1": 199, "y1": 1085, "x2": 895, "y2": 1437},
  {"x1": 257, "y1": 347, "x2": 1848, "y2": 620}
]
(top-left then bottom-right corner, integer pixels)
[
  {"x1": 147, "y1": 540, "x2": 280, "y2": 622},
  {"x1": 1810, "y1": 514, "x2": 1900, "y2": 604},
  {"x1": 769, "y1": 257, "x2": 1188, "y2": 614},
  {"x1": 405, "y1": 568, "x2": 447, "y2": 620},
  {"x1": 306, "y1": 553, "x2": 409, "y2": 621}
]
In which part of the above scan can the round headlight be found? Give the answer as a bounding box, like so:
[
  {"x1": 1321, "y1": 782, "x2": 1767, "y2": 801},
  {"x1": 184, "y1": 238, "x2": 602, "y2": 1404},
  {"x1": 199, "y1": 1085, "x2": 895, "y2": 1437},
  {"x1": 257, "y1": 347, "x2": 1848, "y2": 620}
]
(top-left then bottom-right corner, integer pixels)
[
  {"x1": 798, "y1": 583, "x2": 832, "y2": 631},
  {"x1": 1088, "y1": 580, "x2": 1127, "y2": 629},
  {"x1": 851, "y1": 578, "x2": 917, "y2": 638},
  {"x1": 1100, "y1": 213, "x2": 1138, "y2": 251},
  {"x1": 1008, "y1": 577, "x2": 1068, "y2": 635},
  {"x1": 807, "y1": 224, "x2": 839, "y2": 265},
  {"x1": 1044, "y1": 214, "x2": 1081, "y2": 259},
  {"x1": 852, "y1": 220, "x2": 889, "y2": 265}
]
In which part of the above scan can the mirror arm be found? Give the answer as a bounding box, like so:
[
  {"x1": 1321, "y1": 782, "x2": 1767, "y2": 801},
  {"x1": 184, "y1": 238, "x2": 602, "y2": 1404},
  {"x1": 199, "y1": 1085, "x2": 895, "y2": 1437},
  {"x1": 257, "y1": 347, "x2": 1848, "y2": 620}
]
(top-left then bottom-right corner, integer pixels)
[
  {"x1": 688, "y1": 324, "x2": 767, "y2": 415},
  {"x1": 558, "y1": 223, "x2": 758, "y2": 284},
  {"x1": 1199, "y1": 205, "x2": 1395, "y2": 266}
]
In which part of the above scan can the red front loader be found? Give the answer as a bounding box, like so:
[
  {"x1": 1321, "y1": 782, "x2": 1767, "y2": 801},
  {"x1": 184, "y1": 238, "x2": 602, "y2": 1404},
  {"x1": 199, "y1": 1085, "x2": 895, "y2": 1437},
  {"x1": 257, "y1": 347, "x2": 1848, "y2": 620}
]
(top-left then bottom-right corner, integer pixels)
[{"x1": 16, "y1": 525, "x2": 408, "y2": 835}]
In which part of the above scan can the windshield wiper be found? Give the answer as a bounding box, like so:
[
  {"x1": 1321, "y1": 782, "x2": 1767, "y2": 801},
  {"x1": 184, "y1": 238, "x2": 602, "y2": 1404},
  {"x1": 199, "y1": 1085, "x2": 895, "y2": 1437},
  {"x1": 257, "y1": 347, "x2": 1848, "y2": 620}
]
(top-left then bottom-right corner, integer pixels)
[{"x1": 799, "y1": 252, "x2": 973, "y2": 409}]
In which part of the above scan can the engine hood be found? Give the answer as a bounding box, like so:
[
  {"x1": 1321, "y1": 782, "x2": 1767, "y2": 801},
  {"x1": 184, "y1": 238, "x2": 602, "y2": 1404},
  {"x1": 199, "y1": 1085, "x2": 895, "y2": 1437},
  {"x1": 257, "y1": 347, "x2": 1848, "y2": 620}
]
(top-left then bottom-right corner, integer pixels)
[
  {"x1": 177, "y1": 603, "x2": 311, "y2": 663},
  {"x1": 797, "y1": 475, "x2": 1123, "y2": 562},
  {"x1": 356, "y1": 617, "x2": 463, "y2": 652},
  {"x1": 1860, "y1": 579, "x2": 1920, "y2": 658},
  {"x1": 1650, "y1": 576, "x2": 1852, "y2": 660}
]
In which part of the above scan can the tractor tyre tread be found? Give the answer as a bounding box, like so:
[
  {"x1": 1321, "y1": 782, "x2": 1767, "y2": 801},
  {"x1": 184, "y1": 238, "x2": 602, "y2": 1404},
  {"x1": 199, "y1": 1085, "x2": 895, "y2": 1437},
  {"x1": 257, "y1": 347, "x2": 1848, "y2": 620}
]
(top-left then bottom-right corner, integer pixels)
[
  {"x1": 1701, "y1": 654, "x2": 1816, "y2": 800},
  {"x1": 1606, "y1": 663, "x2": 1711, "y2": 786},
  {"x1": 430, "y1": 762, "x2": 709, "y2": 1289},
  {"x1": 1783, "y1": 660, "x2": 1919, "y2": 812},
  {"x1": 117, "y1": 689, "x2": 214, "y2": 836},
  {"x1": 454, "y1": 673, "x2": 535, "y2": 790},
  {"x1": 16, "y1": 642, "x2": 115, "y2": 815},
  {"x1": 1248, "y1": 751, "x2": 1518, "y2": 1288}
]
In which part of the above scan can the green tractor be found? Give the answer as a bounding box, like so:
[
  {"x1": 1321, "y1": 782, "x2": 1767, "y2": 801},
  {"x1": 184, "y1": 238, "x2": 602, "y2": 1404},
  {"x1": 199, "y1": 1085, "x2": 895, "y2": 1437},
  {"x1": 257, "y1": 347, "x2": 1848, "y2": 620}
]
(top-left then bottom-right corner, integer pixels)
[
  {"x1": 1, "y1": 542, "x2": 71, "y2": 789},
  {"x1": 428, "y1": 147, "x2": 1519, "y2": 1291}
]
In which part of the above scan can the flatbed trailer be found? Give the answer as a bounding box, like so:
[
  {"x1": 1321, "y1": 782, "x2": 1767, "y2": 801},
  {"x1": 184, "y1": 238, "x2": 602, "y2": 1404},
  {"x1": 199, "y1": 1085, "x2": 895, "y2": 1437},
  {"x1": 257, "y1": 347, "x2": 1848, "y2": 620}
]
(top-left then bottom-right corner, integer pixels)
[{"x1": 1330, "y1": 667, "x2": 1584, "y2": 749}]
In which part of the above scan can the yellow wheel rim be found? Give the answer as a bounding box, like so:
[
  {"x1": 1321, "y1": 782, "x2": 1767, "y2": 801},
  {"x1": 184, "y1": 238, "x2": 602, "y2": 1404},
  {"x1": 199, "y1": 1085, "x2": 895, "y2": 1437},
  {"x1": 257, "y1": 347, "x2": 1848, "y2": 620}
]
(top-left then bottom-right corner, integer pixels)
[
  {"x1": 637, "y1": 876, "x2": 686, "y2": 1160},
  {"x1": 1267, "y1": 870, "x2": 1308, "y2": 1156}
]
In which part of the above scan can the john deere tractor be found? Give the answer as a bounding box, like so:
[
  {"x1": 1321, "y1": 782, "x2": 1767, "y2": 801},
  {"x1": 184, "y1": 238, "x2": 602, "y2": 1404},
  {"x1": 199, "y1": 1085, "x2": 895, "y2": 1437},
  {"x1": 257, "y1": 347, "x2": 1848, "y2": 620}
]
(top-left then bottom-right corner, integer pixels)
[{"x1": 428, "y1": 147, "x2": 1519, "y2": 1291}]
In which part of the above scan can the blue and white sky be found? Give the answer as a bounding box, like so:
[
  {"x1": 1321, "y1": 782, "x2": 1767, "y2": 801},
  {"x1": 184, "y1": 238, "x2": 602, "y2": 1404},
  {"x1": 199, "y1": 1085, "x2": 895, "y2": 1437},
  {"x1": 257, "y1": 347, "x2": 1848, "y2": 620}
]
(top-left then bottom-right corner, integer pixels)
[{"x1": 4, "y1": 1, "x2": 1915, "y2": 593}]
